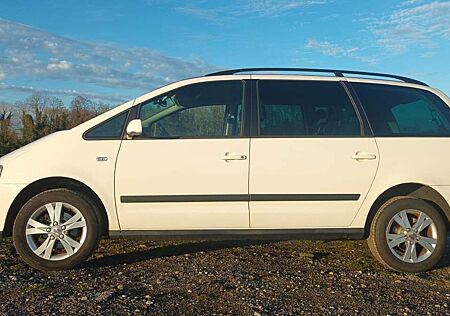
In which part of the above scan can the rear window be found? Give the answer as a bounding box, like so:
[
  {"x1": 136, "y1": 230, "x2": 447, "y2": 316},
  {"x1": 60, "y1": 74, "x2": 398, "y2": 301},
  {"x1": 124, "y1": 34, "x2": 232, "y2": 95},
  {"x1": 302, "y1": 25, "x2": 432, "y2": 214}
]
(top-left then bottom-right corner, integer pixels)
[{"x1": 353, "y1": 83, "x2": 450, "y2": 136}]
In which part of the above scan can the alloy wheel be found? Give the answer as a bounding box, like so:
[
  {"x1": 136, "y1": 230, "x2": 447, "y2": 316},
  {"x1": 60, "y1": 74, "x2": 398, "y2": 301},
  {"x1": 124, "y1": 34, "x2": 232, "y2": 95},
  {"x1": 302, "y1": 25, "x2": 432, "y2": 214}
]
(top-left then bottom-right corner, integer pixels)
[
  {"x1": 385, "y1": 209, "x2": 438, "y2": 264},
  {"x1": 25, "y1": 202, "x2": 87, "y2": 261}
]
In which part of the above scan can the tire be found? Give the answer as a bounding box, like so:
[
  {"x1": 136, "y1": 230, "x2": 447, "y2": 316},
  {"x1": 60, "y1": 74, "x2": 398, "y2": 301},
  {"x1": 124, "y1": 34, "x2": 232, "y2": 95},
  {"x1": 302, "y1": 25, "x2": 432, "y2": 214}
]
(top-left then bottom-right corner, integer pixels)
[
  {"x1": 13, "y1": 189, "x2": 101, "y2": 271},
  {"x1": 368, "y1": 196, "x2": 447, "y2": 273}
]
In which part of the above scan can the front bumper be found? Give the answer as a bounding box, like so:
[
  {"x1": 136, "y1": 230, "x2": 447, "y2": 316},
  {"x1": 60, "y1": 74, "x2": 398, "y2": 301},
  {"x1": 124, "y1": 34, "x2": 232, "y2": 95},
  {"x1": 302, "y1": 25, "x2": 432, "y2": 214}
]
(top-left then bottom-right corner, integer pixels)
[{"x1": 0, "y1": 183, "x2": 27, "y2": 235}]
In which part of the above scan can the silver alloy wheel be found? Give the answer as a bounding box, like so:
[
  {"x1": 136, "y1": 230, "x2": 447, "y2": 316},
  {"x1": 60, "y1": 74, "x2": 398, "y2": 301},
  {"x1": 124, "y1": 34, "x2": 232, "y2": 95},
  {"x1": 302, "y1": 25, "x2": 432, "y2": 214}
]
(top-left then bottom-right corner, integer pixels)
[
  {"x1": 25, "y1": 202, "x2": 87, "y2": 261},
  {"x1": 386, "y1": 209, "x2": 438, "y2": 264}
]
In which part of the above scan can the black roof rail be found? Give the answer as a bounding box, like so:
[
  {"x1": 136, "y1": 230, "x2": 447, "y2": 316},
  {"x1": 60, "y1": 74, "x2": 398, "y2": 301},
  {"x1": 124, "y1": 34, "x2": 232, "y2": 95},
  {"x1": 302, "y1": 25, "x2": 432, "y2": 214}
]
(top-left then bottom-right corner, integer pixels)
[{"x1": 205, "y1": 68, "x2": 428, "y2": 86}]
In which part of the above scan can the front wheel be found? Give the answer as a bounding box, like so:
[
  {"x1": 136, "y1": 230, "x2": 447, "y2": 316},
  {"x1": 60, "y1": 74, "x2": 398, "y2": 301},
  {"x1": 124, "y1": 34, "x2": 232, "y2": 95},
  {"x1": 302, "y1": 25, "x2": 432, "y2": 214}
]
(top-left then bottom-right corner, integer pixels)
[
  {"x1": 13, "y1": 189, "x2": 101, "y2": 271},
  {"x1": 368, "y1": 196, "x2": 447, "y2": 273}
]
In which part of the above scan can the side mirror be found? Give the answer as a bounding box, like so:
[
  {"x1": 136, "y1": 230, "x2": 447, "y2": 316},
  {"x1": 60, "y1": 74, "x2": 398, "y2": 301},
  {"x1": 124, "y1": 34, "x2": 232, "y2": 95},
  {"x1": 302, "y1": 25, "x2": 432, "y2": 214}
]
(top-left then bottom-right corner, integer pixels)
[{"x1": 126, "y1": 119, "x2": 143, "y2": 138}]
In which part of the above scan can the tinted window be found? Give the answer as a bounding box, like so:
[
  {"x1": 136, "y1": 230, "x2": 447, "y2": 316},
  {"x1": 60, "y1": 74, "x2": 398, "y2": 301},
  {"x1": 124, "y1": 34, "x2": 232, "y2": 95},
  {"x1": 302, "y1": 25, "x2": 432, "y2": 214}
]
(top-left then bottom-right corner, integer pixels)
[
  {"x1": 258, "y1": 80, "x2": 360, "y2": 136},
  {"x1": 84, "y1": 111, "x2": 128, "y2": 139},
  {"x1": 139, "y1": 81, "x2": 243, "y2": 138},
  {"x1": 353, "y1": 83, "x2": 450, "y2": 136}
]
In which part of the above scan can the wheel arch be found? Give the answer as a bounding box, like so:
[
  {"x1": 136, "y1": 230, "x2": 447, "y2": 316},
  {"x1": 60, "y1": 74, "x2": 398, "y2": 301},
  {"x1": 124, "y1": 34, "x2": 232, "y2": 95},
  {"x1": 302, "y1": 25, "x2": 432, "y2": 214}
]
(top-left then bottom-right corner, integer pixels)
[
  {"x1": 364, "y1": 183, "x2": 450, "y2": 238},
  {"x1": 3, "y1": 177, "x2": 109, "y2": 238}
]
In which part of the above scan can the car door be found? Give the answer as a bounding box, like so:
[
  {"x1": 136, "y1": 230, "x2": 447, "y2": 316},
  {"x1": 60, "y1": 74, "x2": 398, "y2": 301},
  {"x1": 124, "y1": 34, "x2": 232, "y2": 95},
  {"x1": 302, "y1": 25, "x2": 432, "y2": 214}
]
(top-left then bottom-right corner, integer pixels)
[
  {"x1": 115, "y1": 79, "x2": 250, "y2": 230},
  {"x1": 249, "y1": 79, "x2": 379, "y2": 228}
]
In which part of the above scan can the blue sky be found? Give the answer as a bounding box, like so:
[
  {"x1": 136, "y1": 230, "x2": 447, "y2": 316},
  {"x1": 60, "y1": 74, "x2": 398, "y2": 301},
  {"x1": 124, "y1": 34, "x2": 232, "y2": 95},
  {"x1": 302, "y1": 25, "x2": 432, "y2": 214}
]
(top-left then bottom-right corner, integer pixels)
[{"x1": 0, "y1": 0, "x2": 449, "y2": 105}]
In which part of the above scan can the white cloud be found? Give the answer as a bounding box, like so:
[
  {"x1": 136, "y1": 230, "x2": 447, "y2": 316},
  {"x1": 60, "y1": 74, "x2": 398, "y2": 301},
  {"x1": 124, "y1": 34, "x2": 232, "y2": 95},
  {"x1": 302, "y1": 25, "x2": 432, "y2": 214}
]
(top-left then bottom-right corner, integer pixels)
[
  {"x1": 0, "y1": 66, "x2": 5, "y2": 81},
  {"x1": 176, "y1": 7, "x2": 227, "y2": 23},
  {"x1": 0, "y1": 83, "x2": 127, "y2": 103},
  {"x1": 0, "y1": 18, "x2": 216, "y2": 99},
  {"x1": 305, "y1": 39, "x2": 378, "y2": 64},
  {"x1": 306, "y1": 39, "x2": 342, "y2": 56},
  {"x1": 246, "y1": 0, "x2": 327, "y2": 16},
  {"x1": 47, "y1": 60, "x2": 73, "y2": 71},
  {"x1": 366, "y1": 1, "x2": 450, "y2": 53},
  {"x1": 421, "y1": 51, "x2": 436, "y2": 58},
  {"x1": 176, "y1": 0, "x2": 327, "y2": 21},
  {"x1": 401, "y1": 0, "x2": 426, "y2": 5}
]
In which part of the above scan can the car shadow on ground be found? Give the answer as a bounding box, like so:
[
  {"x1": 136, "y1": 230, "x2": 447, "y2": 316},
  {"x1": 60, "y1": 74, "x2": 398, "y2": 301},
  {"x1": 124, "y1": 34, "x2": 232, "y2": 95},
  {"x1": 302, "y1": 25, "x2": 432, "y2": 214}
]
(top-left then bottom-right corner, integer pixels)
[
  {"x1": 84, "y1": 237, "x2": 450, "y2": 270},
  {"x1": 84, "y1": 239, "x2": 284, "y2": 268}
]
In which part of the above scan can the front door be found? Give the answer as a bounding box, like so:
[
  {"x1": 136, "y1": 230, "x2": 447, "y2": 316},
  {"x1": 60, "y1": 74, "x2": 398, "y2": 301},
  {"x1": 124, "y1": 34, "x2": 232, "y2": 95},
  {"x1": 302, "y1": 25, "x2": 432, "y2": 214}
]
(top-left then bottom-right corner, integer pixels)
[
  {"x1": 249, "y1": 79, "x2": 379, "y2": 228},
  {"x1": 115, "y1": 80, "x2": 250, "y2": 230}
]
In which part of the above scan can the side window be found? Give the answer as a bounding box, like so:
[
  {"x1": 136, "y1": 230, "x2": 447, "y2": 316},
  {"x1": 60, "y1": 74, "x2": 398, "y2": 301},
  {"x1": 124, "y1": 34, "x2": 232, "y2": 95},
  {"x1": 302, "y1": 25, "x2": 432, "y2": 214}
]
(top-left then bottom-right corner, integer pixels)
[
  {"x1": 84, "y1": 111, "x2": 128, "y2": 139},
  {"x1": 258, "y1": 80, "x2": 361, "y2": 136},
  {"x1": 139, "y1": 81, "x2": 243, "y2": 138},
  {"x1": 353, "y1": 83, "x2": 450, "y2": 136}
]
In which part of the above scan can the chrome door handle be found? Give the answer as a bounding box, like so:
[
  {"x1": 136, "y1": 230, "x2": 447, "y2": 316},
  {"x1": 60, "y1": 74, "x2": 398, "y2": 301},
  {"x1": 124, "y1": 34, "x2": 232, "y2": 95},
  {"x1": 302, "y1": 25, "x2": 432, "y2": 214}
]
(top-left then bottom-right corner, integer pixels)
[
  {"x1": 352, "y1": 152, "x2": 377, "y2": 161},
  {"x1": 221, "y1": 152, "x2": 247, "y2": 161}
]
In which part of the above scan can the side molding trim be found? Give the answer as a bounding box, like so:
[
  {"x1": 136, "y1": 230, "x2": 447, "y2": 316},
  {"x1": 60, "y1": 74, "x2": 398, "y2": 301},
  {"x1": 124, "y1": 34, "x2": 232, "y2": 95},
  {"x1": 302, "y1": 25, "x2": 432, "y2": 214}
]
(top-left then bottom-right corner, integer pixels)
[{"x1": 120, "y1": 194, "x2": 361, "y2": 203}]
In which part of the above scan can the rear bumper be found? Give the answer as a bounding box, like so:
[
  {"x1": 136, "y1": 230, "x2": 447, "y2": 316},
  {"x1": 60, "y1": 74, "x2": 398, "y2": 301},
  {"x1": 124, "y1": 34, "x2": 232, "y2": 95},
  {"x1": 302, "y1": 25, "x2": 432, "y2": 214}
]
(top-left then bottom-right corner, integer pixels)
[{"x1": 0, "y1": 183, "x2": 27, "y2": 234}]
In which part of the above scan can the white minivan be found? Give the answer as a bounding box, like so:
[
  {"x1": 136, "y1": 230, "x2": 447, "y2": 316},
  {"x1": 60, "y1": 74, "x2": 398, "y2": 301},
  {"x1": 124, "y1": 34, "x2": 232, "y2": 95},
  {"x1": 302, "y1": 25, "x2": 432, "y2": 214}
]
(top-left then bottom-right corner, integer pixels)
[{"x1": 0, "y1": 68, "x2": 449, "y2": 272}]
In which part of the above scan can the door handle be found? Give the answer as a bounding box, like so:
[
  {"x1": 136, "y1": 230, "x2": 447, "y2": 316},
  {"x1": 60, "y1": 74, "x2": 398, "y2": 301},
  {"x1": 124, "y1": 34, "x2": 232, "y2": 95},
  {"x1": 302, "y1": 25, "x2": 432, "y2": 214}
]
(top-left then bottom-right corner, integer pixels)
[
  {"x1": 352, "y1": 151, "x2": 377, "y2": 161},
  {"x1": 221, "y1": 152, "x2": 247, "y2": 161}
]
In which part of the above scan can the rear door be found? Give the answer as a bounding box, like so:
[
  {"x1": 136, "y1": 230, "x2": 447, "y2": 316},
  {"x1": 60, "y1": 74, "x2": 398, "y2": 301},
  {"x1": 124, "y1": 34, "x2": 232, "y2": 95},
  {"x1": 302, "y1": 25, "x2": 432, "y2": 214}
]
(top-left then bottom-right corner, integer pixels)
[{"x1": 249, "y1": 79, "x2": 379, "y2": 228}]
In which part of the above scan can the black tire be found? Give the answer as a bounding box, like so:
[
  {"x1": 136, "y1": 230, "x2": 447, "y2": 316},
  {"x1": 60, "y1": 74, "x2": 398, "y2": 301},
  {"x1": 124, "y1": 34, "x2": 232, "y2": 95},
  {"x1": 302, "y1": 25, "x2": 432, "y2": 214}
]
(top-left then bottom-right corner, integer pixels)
[
  {"x1": 13, "y1": 189, "x2": 101, "y2": 271},
  {"x1": 368, "y1": 196, "x2": 447, "y2": 273}
]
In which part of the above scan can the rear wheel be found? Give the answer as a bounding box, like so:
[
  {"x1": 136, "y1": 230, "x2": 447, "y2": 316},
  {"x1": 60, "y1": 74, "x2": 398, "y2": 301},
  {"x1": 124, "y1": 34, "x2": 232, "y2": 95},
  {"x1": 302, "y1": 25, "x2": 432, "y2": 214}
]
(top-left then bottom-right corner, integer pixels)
[
  {"x1": 13, "y1": 189, "x2": 101, "y2": 271},
  {"x1": 368, "y1": 196, "x2": 447, "y2": 273}
]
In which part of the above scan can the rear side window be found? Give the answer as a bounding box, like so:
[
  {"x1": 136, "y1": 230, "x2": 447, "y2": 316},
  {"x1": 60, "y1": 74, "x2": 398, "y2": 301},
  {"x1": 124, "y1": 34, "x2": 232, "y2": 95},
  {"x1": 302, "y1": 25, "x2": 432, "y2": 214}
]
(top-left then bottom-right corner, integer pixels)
[
  {"x1": 353, "y1": 83, "x2": 450, "y2": 136},
  {"x1": 258, "y1": 80, "x2": 361, "y2": 136},
  {"x1": 84, "y1": 111, "x2": 128, "y2": 139}
]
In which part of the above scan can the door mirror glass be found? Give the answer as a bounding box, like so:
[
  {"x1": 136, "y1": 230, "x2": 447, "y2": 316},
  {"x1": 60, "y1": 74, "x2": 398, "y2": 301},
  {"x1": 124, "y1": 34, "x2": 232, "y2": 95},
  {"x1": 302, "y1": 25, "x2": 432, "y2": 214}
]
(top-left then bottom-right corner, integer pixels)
[{"x1": 126, "y1": 119, "x2": 143, "y2": 138}]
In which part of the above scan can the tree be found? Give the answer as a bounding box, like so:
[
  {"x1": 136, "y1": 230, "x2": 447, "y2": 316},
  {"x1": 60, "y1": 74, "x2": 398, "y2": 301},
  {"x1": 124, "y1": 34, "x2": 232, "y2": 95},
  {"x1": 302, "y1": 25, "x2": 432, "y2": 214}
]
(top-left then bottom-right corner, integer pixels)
[
  {"x1": 69, "y1": 96, "x2": 95, "y2": 128},
  {"x1": 19, "y1": 93, "x2": 49, "y2": 142},
  {"x1": 20, "y1": 110, "x2": 35, "y2": 145},
  {"x1": 0, "y1": 109, "x2": 18, "y2": 156},
  {"x1": 0, "y1": 93, "x2": 112, "y2": 156},
  {"x1": 44, "y1": 96, "x2": 69, "y2": 133},
  {"x1": 19, "y1": 93, "x2": 71, "y2": 143}
]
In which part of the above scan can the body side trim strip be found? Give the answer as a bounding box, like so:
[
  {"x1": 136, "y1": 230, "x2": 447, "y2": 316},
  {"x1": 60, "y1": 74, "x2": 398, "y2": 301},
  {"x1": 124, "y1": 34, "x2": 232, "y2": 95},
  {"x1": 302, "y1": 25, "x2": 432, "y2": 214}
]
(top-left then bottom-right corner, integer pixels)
[
  {"x1": 121, "y1": 194, "x2": 247, "y2": 203},
  {"x1": 120, "y1": 194, "x2": 360, "y2": 203},
  {"x1": 251, "y1": 194, "x2": 360, "y2": 201}
]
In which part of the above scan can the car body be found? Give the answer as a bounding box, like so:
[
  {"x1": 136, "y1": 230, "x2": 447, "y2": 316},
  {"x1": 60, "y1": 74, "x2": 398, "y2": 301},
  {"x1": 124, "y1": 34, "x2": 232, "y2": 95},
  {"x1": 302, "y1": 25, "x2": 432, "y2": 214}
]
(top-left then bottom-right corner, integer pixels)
[{"x1": 1, "y1": 68, "x2": 449, "y2": 271}]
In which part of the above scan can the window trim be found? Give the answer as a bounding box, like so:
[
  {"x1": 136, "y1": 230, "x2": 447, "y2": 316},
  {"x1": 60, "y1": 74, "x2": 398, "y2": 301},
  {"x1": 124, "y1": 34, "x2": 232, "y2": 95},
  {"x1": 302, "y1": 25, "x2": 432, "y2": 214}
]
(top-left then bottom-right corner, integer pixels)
[
  {"x1": 351, "y1": 82, "x2": 450, "y2": 138},
  {"x1": 132, "y1": 80, "x2": 247, "y2": 140},
  {"x1": 254, "y1": 79, "x2": 365, "y2": 138},
  {"x1": 345, "y1": 81, "x2": 374, "y2": 137},
  {"x1": 83, "y1": 109, "x2": 131, "y2": 141}
]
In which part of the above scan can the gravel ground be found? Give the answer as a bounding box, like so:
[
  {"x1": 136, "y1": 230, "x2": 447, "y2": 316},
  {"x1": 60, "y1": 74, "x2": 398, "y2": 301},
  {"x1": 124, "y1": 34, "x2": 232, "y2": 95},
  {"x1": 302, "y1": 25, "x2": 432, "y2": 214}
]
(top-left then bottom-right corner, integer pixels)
[{"x1": 0, "y1": 237, "x2": 449, "y2": 316}]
